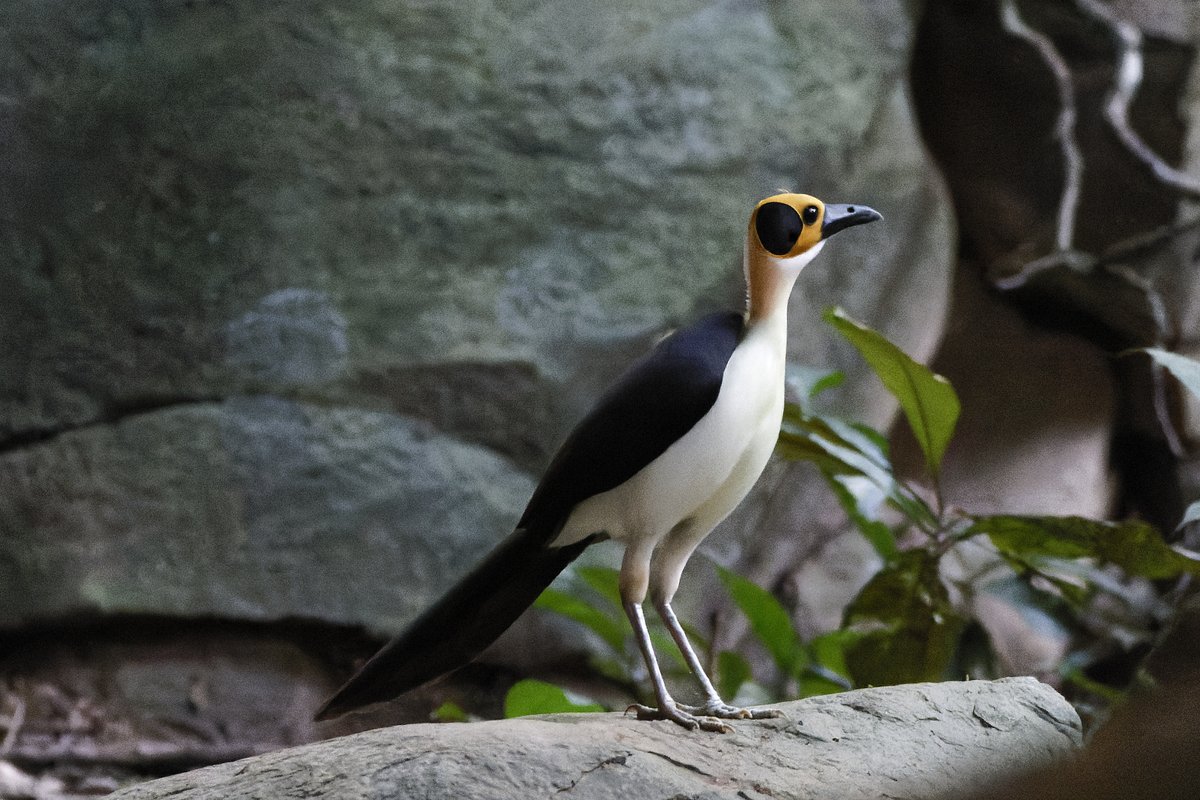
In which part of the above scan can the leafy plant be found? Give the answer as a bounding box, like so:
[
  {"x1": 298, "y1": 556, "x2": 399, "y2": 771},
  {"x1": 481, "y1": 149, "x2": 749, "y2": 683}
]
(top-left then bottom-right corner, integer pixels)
[
  {"x1": 760, "y1": 308, "x2": 1200, "y2": 703},
  {"x1": 429, "y1": 700, "x2": 471, "y2": 723},
  {"x1": 714, "y1": 563, "x2": 859, "y2": 698},
  {"x1": 823, "y1": 308, "x2": 960, "y2": 487}
]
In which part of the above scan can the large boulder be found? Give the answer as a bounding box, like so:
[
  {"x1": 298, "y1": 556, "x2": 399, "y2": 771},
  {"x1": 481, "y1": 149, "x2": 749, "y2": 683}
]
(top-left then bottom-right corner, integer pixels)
[
  {"x1": 0, "y1": 0, "x2": 952, "y2": 632},
  {"x1": 108, "y1": 679, "x2": 1081, "y2": 800},
  {"x1": 910, "y1": 0, "x2": 1199, "y2": 531}
]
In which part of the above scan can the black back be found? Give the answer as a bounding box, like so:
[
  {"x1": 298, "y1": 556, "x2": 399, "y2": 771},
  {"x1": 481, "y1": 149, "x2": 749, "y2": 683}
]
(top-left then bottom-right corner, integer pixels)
[{"x1": 520, "y1": 311, "x2": 745, "y2": 537}]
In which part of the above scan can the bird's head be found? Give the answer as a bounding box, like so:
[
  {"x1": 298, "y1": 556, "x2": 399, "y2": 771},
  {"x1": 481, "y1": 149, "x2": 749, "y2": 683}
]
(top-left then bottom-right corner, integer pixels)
[
  {"x1": 744, "y1": 193, "x2": 881, "y2": 321},
  {"x1": 749, "y1": 193, "x2": 882, "y2": 271}
]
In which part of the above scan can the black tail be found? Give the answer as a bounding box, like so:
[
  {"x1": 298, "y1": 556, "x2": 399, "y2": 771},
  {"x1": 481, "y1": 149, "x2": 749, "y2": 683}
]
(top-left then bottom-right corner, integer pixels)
[{"x1": 314, "y1": 528, "x2": 597, "y2": 721}]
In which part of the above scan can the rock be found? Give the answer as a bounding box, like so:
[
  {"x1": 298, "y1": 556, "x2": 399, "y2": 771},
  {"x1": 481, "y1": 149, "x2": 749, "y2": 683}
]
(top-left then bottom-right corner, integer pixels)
[
  {"x1": 910, "y1": 0, "x2": 1197, "y2": 533},
  {"x1": 1, "y1": 621, "x2": 343, "y2": 770},
  {"x1": 0, "y1": 0, "x2": 953, "y2": 633},
  {"x1": 108, "y1": 679, "x2": 1080, "y2": 800},
  {"x1": 959, "y1": 677, "x2": 1200, "y2": 800},
  {"x1": 0, "y1": 399, "x2": 533, "y2": 630},
  {"x1": 901, "y1": 0, "x2": 1200, "y2": 682}
]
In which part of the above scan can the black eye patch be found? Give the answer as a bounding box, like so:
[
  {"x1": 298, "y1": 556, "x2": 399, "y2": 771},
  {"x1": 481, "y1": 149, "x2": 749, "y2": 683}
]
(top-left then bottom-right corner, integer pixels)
[{"x1": 755, "y1": 202, "x2": 803, "y2": 256}]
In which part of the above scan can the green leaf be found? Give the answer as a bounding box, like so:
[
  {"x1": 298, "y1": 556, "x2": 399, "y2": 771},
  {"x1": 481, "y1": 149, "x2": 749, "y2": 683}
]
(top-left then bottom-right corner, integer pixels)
[
  {"x1": 430, "y1": 700, "x2": 469, "y2": 723},
  {"x1": 1178, "y1": 500, "x2": 1200, "y2": 531},
  {"x1": 841, "y1": 421, "x2": 894, "y2": 465},
  {"x1": 809, "y1": 370, "x2": 846, "y2": 398},
  {"x1": 808, "y1": 629, "x2": 860, "y2": 681},
  {"x1": 781, "y1": 407, "x2": 895, "y2": 492},
  {"x1": 842, "y1": 550, "x2": 965, "y2": 686},
  {"x1": 789, "y1": 366, "x2": 846, "y2": 400},
  {"x1": 1060, "y1": 664, "x2": 1126, "y2": 703},
  {"x1": 825, "y1": 472, "x2": 898, "y2": 562},
  {"x1": 576, "y1": 566, "x2": 624, "y2": 609},
  {"x1": 970, "y1": 515, "x2": 1200, "y2": 579},
  {"x1": 1143, "y1": 348, "x2": 1200, "y2": 400},
  {"x1": 776, "y1": 429, "x2": 839, "y2": 467},
  {"x1": 534, "y1": 588, "x2": 627, "y2": 653},
  {"x1": 824, "y1": 307, "x2": 960, "y2": 479},
  {"x1": 798, "y1": 666, "x2": 853, "y2": 698},
  {"x1": 503, "y1": 679, "x2": 605, "y2": 718},
  {"x1": 779, "y1": 402, "x2": 937, "y2": 531},
  {"x1": 715, "y1": 565, "x2": 804, "y2": 676},
  {"x1": 798, "y1": 629, "x2": 858, "y2": 696},
  {"x1": 798, "y1": 675, "x2": 847, "y2": 697},
  {"x1": 716, "y1": 650, "x2": 753, "y2": 701},
  {"x1": 806, "y1": 371, "x2": 844, "y2": 398}
]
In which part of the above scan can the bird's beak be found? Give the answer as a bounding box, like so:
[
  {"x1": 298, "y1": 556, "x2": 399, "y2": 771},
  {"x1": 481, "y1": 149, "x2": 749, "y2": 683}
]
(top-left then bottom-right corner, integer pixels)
[{"x1": 821, "y1": 204, "x2": 882, "y2": 239}]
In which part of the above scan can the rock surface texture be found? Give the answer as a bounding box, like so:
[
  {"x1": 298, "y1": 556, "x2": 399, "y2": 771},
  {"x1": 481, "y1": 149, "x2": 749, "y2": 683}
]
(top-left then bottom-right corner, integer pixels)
[
  {"x1": 0, "y1": 0, "x2": 952, "y2": 634},
  {"x1": 109, "y1": 679, "x2": 1081, "y2": 800}
]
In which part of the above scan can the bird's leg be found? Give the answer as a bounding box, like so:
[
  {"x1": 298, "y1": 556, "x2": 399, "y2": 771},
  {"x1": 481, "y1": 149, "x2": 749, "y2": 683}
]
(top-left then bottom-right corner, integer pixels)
[
  {"x1": 646, "y1": 527, "x2": 779, "y2": 722},
  {"x1": 654, "y1": 598, "x2": 781, "y2": 721},
  {"x1": 619, "y1": 542, "x2": 730, "y2": 733},
  {"x1": 623, "y1": 600, "x2": 732, "y2": 733}
]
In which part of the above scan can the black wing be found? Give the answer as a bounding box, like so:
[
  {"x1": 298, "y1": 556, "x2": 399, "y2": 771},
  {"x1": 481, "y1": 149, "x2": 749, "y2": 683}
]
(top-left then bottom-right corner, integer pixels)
[
  {"x1": 519, "y1": 311, "x2": 745, "y2": 537},
  {"x1": 314, "y1": 311, "x2": 744, "y2": 720}
]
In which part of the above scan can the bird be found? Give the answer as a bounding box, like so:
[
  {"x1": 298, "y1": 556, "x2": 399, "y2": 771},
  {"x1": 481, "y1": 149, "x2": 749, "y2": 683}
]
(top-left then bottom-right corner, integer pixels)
[{"x1": 315, "y1": 193, "x2": 881, "y2": 732}]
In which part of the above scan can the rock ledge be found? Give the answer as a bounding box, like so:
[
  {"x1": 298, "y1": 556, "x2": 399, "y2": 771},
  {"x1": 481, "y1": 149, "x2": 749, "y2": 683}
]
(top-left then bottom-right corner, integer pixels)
[{"x1": 112, "y1": 678, "x2": 1080, "y2": 800}]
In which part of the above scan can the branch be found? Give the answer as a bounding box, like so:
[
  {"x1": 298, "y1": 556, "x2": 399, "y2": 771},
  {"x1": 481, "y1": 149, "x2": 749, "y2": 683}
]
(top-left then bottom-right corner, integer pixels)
[
  {"x1": 1076, "y1": 0, "x2": 1200, "y2": 199},
  {"x1": 1093, "y1": 211, "x2": 1200, "y2": 269},
  {"x1": 1000, "y1": 0, "x2": 1084, "y2": 254},
  {"x1": 994, "y1": 2, "x2": 1193, "y2": 456},
  {"x1": 994, "y1": 209, "x2": 1200, "y2": 292},
  {"x1": 1103, "y1": 263, "x2": 1186, "y2": 455}
]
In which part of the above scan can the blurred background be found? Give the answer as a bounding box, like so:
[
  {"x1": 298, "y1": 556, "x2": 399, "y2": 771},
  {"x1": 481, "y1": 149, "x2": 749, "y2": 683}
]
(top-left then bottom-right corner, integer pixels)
[{"x1": 1, "y1": 0, "x2": 1198, "y2": 796}]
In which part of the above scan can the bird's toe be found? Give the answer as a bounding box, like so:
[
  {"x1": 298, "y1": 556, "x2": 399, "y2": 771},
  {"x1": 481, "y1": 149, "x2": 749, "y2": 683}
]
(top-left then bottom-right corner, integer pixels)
[
  {"x1": 627, "y1": 702, "x2": 730, "y2": 733},
  {"x1": 746, "y1": 707, "x2": 784, "y2": 720},
  {"x1": 679, "y1": 700, "x2": 780, "y2": 721}
]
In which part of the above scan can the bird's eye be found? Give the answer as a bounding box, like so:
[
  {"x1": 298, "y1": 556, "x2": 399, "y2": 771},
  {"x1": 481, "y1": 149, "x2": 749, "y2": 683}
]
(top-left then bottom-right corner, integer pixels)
[
  {"x1": 802, "y1": 205, "x2": 820, "y2": 225},
  {"x1": 755, "y1": 202, "x2": 803, "y2": 256}
]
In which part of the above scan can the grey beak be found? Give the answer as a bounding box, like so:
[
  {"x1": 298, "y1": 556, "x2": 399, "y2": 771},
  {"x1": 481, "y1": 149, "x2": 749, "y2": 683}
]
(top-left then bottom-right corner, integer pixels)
[{"x1": 821, "y1": 204, "x2": 882, "y2": 239}]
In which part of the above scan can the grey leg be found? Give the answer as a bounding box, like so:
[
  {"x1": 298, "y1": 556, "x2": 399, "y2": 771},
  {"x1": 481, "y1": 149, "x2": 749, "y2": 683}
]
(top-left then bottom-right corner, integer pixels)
[
  {"x1": 623, "y1": 600, "x2": 732, "y2": 733},
  {"x1": 655, "y1": 599, "x2": 781, "y2": 721}
]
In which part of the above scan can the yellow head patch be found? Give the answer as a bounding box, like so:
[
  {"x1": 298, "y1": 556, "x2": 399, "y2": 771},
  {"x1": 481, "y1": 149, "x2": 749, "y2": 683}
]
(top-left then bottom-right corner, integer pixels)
[{"x1": 751, "y1": 193, "x2": 825, "y2": 258}]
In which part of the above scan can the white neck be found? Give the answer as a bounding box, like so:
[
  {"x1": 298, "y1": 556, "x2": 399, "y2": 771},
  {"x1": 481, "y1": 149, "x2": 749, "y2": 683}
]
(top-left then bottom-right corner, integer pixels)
[{"x1": 743, "y1": 240, "x2": 823, "y2": 329}]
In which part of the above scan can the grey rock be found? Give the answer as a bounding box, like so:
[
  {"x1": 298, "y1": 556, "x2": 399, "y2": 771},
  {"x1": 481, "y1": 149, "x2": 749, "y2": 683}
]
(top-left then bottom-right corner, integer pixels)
[
  {"x1": 3, "y1": 626, "x2": 334, "y2": 769},
  {"x1": 0, "y1": 399, "x2": 532, "y2": 630},
  {"x1": 109, "y1": 678, "x2": 1081, "y2": 800},
  {"x1": 225, "y1": 289, "x2": 350, "y2": 388},
  {"x1": 0, "y1": 0, "x2": 952, "y2": 629}
]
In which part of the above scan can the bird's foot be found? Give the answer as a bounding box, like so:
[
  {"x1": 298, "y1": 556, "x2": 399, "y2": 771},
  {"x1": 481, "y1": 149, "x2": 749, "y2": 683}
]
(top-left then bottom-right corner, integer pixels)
[
  {"x1": 626, "y1": 703, "x2": 733, "y2": 733},
  {"x1": 676, "y1": 699, "x2": 783, "y2": 720}
]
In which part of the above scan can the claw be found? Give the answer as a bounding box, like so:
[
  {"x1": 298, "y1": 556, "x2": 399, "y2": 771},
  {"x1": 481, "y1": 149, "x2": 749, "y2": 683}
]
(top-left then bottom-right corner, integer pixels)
[
  {"x1": 627, "y1": 703, "x2": 733, "y2": 733},
  {"x1": 677, "y1": 700, "x2": 783, "y2": 721}
]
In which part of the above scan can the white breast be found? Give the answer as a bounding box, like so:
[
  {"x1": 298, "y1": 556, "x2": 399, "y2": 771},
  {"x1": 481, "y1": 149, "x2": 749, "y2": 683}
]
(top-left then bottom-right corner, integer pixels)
[{"x1": 551, "y1": 322, "x2": 786, "y2": 549}]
